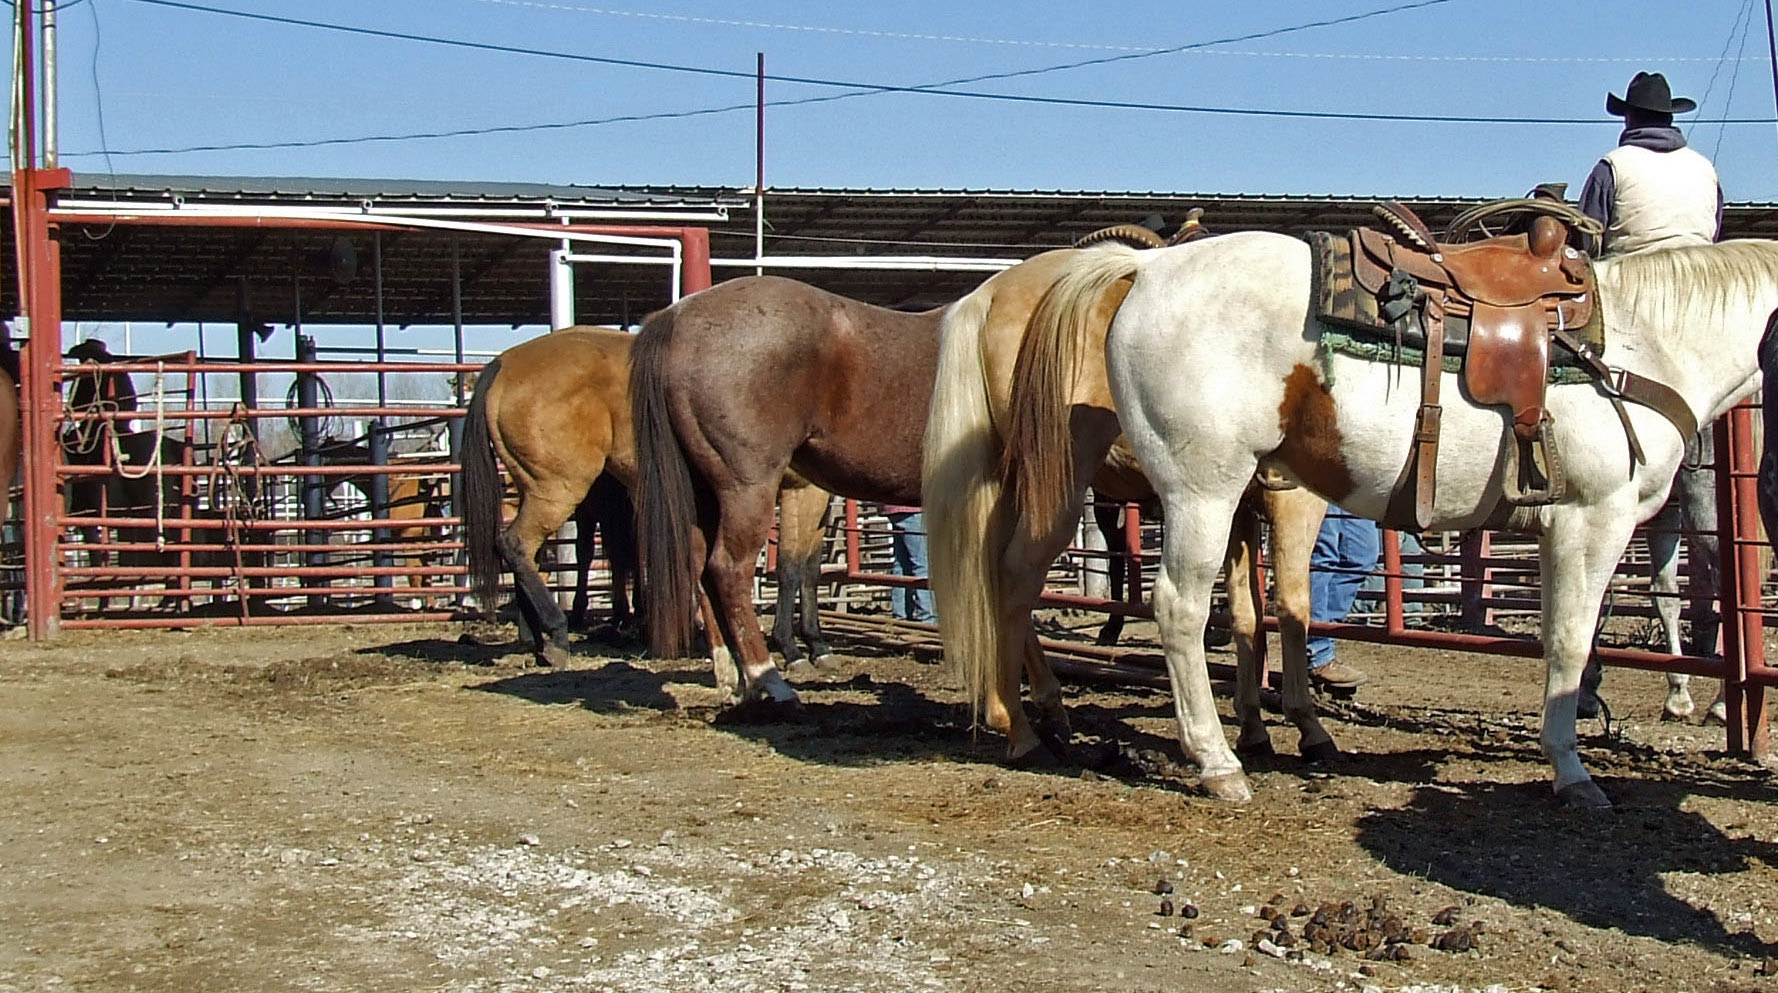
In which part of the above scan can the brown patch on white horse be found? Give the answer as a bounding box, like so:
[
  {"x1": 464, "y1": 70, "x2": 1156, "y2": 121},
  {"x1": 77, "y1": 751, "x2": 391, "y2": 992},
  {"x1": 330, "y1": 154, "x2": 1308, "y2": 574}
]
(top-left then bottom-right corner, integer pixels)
[{"x1": 1269, "y1": 363, "x2": 1354, "y2": 502}]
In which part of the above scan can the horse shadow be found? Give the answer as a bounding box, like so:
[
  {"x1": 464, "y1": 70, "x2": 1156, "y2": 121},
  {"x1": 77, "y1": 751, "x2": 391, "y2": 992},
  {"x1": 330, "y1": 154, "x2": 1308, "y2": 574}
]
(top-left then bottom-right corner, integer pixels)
[
  {"x1": 468, "y1": 659, "x2": 704, "y2": 715},
  {"x1": 702, "y1": 670, "x2": 1002, "y2": 768},
  {"x1": 369, "y1": 626, "x2": 649, "y2": 665},
  {"x1": 1355, "y1": 776, "x2": 1778, "y2": 959},
  {"x1": 363, "y1": 636, "x2": 517, "y2": 667}
]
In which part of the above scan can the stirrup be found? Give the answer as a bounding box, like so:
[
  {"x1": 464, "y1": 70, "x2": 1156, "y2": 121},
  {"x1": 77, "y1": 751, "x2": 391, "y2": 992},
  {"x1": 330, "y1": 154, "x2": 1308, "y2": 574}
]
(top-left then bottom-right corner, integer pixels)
[{"x1": 1502, "y1": 418, "x2": 1565, "y2": 506}]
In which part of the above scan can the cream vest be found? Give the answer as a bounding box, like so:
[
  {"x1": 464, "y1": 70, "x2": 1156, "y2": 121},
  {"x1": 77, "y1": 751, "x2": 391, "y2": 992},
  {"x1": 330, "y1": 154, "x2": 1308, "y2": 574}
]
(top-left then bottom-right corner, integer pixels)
[{"x1": 1601, "y1": 144, "x2": 1719, "y2": 255}]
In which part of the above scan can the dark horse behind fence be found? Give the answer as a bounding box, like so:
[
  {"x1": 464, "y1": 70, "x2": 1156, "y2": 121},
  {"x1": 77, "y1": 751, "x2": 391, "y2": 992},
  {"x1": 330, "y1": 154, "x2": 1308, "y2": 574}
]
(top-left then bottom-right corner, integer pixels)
[
  {"x1": 0, "y1": 340, "x2": 19, "y2": 621},
  {"x1": 59, "y1": 342, "x2": 185, "y2": 609}
]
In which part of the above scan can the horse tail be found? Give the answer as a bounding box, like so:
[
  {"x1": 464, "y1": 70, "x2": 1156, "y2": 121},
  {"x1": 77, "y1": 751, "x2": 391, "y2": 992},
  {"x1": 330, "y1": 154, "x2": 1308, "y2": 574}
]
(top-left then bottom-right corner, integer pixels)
[
  {"x1": 588, "y1": 471, "x2": 639, "y2": 584},
  {"x1": 921, "y1": 282, "x2": 1006, "y2": 721},
  {"x1": 1002, "y1": 245, "x2": 1140, "y2": 534},
  {"x1": 459, "y1": 357, "x2": 505, "y2": 619},
  {"x1": 631, "y1": 309, "x2": 701, "y2": 658}
]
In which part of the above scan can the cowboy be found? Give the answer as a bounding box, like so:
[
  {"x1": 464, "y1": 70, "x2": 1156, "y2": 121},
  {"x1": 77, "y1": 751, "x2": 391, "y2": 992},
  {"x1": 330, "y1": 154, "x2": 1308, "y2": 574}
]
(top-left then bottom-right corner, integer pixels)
[
  {"x1": 63, "y1": 338, "x2": 139, "y2": 439},
  {"x1": 1577, "y1": 71, "x2": 1721, "y2": 256},
  {"x1": 1576, "y1": 72, "x2": 1725, "y2": 719}
]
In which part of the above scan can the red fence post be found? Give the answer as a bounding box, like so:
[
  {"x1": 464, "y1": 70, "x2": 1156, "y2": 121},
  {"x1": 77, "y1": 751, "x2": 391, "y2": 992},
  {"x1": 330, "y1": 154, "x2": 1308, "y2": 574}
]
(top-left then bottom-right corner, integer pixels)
[
  {"x1": 1382, "y1": 529, "x2": 1405, "y2": 635},
  {"x1": 1123, "y1": 503, "x2": 1144, "y2": 605},
  {"x1": 13, "y1": 167, "x2": 72, "y2": 639},
  {"x1": 1719, "y1": 407, "x2": 1770, "y2": 760},
  {"x1": 680, "y1": 228, "x2": 712, "y2": 296}
]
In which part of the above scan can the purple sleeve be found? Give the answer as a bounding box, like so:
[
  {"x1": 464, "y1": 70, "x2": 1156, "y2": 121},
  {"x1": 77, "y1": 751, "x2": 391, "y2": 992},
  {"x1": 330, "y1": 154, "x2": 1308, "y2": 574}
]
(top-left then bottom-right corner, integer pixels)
[
  {"x1": 1577, "y1": 159, "x2": 1614, "y2": 229},
  {"x1": 1715, "y1": 184, "x2": 1724, "y2": 242}
]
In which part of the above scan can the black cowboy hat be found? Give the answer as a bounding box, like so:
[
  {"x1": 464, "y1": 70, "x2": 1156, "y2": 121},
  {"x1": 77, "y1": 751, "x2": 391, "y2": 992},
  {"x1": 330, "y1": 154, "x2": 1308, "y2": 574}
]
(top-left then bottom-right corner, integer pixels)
[
  {"x1": 64, "y1": 339, "x2": 114, "y2": 361},
  {"x1": 1606, "y1": 71, "x2": 1697, "y2": 116}
]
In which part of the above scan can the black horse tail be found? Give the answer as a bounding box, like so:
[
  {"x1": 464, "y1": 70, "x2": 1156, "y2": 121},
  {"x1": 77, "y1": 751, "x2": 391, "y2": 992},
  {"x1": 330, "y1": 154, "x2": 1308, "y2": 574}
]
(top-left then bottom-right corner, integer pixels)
[
  {"x1": 631, "y1": 308, "x2": 702, "y2": 658},
  {"x1": 460, "y1": 357, "x2": 505, "y2": 620},
  {"x1": 587, "y1": 472, "x2": 639, "y2": 584}
]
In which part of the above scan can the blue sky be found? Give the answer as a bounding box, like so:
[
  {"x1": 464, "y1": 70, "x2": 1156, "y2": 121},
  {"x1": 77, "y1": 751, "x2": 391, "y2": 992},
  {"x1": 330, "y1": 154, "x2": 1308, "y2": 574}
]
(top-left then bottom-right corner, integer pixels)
[{"x1": 23, "y1": 0, "x2": 1778, "y2": 201}]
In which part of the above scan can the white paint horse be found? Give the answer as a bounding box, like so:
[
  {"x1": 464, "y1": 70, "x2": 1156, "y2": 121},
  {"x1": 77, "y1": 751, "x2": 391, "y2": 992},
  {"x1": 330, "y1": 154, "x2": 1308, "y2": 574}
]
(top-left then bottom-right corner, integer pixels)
[{"x1": 1050, "y1": 232, "x2": 1776, "y2": 807}]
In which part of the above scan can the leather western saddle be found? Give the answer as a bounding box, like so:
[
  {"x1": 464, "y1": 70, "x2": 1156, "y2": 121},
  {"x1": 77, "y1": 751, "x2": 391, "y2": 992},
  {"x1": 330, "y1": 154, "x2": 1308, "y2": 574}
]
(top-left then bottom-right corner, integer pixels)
[{"x1": 1312, "y1": 199, "x2": 1696, "y2": 531}]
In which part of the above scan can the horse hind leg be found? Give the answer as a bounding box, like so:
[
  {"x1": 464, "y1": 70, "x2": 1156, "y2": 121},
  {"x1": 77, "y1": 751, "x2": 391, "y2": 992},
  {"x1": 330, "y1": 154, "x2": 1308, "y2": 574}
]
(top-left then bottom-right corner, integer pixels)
[
  {"x1": 1091, "y1": 496, "x2": 1128, "y2": 646},
  {"x1": 993, "y1": 482, "x2": 1103, "y2": 764},
  {"x1": 1224, "y1": 498, "x2": 1272, "y2": 759},
  {"x1": 769, "y1": 558, "x2": 805, "y2": 669},
  {"x1": 500, "y1": 493, "x2": 580, "y2": 667},
  {"x1": 1646, "y1": 504, "x2": 1695, "y2": 721},
  {"x1": 776, "y1": 482, "x2": 836, "y2": 678},
  {"x1": 1153, "y1": 486, "x2": 1254, "y2": 802},
  {"x1": 706, "y1": 482, "x2": 800, "y2": 710},
  {"x1": 1265, "y1": 486, "x2": 1338, "y2": 763},
  {"x1": 570, "y1": 519, "x2": 595, "y2": 631},
  {"x1": 1678, "y1": 458, "x2": 1728, "y2": 726}
]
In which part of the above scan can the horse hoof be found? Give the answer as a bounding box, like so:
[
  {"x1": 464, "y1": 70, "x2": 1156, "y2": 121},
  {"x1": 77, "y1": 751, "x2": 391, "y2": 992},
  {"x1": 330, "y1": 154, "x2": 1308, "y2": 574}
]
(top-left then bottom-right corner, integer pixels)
[
  {"x1": 720, "y1": 695, "x2": 808, "y2": 724},
  {"x1": 536, "y1": 642, "x2": 572, "y2": 668},
  {"x1": 812, "y1": 653, "x2": 844, "y2": 671},
  {"x1": 1704, "y1": 702, "x2": 1729, "y2": 727},
  {"x1": 1198, "y1": 772, "x2": 1253, "y2": 803},
  {"x1": 1235, "y1": 738, "x2": 1275, "y2": 759},
  {"x1": 1555, "y1": 780, "x2": 1612, "y2": 809},
  {"x1": 1006, "y1": 741, "x2": 1066, "y2": 771},
  {"x1": 782, "y1": 659, "x2": 817, "y2": 681},
  {"x1": 1037, "y1": 727, "x2": 1072, "y2": 765},
  {"x1": 1300, "y1": 739, "x2": 1340, "y2": 766}
]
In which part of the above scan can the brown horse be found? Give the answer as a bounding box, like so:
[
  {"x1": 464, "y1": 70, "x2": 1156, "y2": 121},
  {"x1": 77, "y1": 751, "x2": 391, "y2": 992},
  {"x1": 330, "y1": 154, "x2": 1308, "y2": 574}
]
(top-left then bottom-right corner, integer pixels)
[
  {"x1": 632, "y1": 277, "x2": 942, "y2": 708},
  {"x1": 463, "y1": 326, "x2": 837, "y2": 671},
  {"x1": 922, "y1": 244, "x2": 1334, "y2": 786}
]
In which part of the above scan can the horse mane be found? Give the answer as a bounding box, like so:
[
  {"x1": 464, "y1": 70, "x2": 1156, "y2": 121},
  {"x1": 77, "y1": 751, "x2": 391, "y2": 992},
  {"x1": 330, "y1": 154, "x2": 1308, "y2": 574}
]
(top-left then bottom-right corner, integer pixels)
[{"x1": 1597, "y1": 239, "x2": 1778, "y2": 335}]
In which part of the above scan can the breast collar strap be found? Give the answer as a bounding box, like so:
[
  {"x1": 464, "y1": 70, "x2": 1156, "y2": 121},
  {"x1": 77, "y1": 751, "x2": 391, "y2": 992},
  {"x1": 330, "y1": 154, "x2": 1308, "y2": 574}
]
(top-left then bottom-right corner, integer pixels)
[{"x1": 1550, "y1": 327, "x2": 1699, "y2": 458}]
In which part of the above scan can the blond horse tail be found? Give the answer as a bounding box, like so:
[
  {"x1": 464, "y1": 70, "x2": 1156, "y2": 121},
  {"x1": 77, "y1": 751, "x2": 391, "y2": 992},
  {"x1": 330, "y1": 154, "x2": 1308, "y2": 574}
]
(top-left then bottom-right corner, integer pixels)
[
  {"x1": 1002, "y1": 245, "x2": 1141, "y2": 536},
  {"x1": 922, "y1": 284, "x2": 1004, "y2": 722}
]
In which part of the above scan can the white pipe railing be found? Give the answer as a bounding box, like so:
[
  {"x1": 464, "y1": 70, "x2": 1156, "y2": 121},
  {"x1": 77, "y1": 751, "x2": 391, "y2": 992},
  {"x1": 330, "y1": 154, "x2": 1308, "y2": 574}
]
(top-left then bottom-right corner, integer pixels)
[
  {"x1": 49, "y1": 201, "x2": 701, "y2": 249},
  {"x1": 712, "y1": 254, "x2": 1018, "y2": 272}
]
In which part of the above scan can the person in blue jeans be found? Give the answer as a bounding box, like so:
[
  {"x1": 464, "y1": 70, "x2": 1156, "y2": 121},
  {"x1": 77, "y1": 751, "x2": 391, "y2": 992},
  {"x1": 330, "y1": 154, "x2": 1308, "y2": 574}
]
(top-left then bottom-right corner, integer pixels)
[
  {"x1": 883, "y1": 505, "x2": 936, "y2": 623},
  {"x1": 1307, "y1": 506, "x2": 1376, "y2": 690}
]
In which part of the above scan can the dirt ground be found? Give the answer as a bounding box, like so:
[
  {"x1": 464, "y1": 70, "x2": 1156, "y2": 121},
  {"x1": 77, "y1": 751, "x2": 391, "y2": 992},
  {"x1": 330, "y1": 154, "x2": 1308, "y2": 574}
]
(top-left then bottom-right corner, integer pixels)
[{"x1": 2, "y1": 613, "x2": 1776, "y2": 993}]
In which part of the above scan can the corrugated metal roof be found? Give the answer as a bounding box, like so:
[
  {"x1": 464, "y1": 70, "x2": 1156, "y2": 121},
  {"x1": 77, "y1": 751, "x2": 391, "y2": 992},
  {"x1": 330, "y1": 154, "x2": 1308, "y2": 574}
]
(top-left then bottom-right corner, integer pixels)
[
  {"x1": 10, "y1": 174, "x2": 1778, "y2": 325},
  {"x1": 63, "y1": 173, "x2": 749, "y2": 209}
]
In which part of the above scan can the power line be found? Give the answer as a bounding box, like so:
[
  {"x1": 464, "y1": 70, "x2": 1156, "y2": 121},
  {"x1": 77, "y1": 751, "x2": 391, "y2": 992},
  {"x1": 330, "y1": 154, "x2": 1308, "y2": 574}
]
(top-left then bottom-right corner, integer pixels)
[
  {"x1": 77, "y1": 0, "x2": 1778, "y2": 160},
  {"x1": 457, "y1": 0, "x2": 1778, "y2": 64},
  {"x1": 459, "y1": 0, "x2": 1158, "y2": 53},
  {"x1": 124, "y1": 0, "x2": 1465, "y2": 95}
]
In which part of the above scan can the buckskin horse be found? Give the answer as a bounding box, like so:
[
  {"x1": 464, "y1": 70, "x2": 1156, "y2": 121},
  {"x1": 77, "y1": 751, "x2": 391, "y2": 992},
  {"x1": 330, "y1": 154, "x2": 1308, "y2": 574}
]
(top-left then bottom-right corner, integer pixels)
[
  {"x1": 461, "y1": 326, "x2": 838, "y2": 672},
  {"x1": 924, "y1": 241, "x2": 1334, "y2": 769},
  {"x1": 1056, "y1": 226, "x2": 1778, "y2": 806}
]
